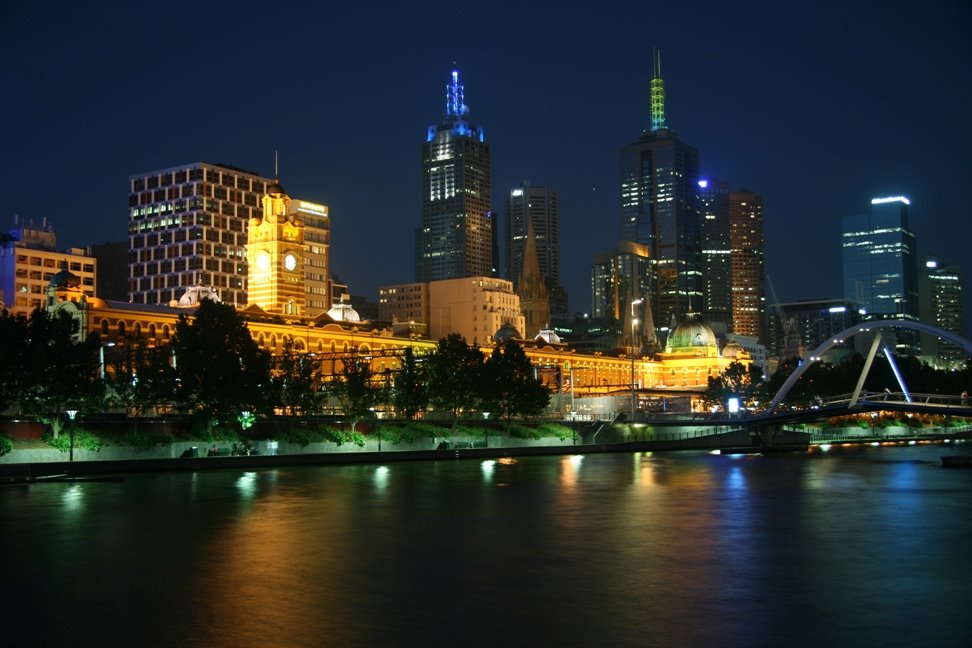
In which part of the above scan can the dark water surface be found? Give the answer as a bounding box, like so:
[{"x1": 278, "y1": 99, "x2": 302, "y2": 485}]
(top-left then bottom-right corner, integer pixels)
[{"x1": 3, "y1": 444, "x2": 971, "y2": 647}]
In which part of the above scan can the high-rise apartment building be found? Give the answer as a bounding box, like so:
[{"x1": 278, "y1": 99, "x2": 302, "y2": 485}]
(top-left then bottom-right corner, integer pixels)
[
  {"x1": 504, "y1": 182, "x2": 563, "y2": 311},
  {"x1": 0, "y1": 217, "x2": 95, "y2": 316},
  {"x1": 416, "y1": 70, "x2": 494, "y2": 283},
  {"x1": 128, "y1": 162, "x2": 330, "y2": 311},
  {"x1": 699, "y1": 179, "x2": 731, "y2": 331},
  {"x1": 842, "y1": 196, "x2": 919, "y2": 354},
  {"x1": 919, "y1": 257, "x2": 965, "y2": 367},
  {"x1": 619, "y1": 51, "x2": 701, "y2": 326},
  {"x1": 729, "y1": 190, "x2": 765, "y2": 342}
]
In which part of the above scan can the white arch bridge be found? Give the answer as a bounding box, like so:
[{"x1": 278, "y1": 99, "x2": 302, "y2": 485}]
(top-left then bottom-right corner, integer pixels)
[{"x1": 767, "y1": 319, "x2": 972, "y2": 414}]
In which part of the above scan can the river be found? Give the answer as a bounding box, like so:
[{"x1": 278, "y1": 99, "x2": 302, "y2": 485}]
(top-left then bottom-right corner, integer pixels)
[{"x1": 2, "y1": 443, "x2": 970, "y2": 647}]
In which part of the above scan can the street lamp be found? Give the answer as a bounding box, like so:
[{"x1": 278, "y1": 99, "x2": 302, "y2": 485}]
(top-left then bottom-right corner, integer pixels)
[
  {"x1": 66, "y1": 409, "x2": 78, "y2": 463},
  {"x1": 483, "y1": 412, "x2": 490, "y2": 448},
  {"x1": 630, "y1": 298, "x2": 643, "y2": 420}
]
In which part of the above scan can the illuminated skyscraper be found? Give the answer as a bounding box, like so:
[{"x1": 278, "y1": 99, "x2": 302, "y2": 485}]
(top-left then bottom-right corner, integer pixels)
[
  {"x1": 416, "y1": 70, "x2": 494, "y2": 282},
  {"x1": 620, "y1": 50, "x2": 701, "y2": 326},
  {"x1": 842, "y1": 196, "x2": 919, "y2": 354},
  {"x1": 919, "y1": 257, "x2": 965, "y2": 366},
  {"x1": 729, "y1": 190, "x2": 765, "y2": 342},
  {"x1": 699, "y1": 179, "x2": 731, "y2": 331},
  {"x1": 504, "y1": 182, "x2": 564, "y2": 312}
]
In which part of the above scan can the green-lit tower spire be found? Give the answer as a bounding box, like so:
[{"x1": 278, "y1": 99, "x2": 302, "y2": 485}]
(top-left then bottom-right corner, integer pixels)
[{"x1": 650, "y1": 48, "x2": 665, "y2": 131}]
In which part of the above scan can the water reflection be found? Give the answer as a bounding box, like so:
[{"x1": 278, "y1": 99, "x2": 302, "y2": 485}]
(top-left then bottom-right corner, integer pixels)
[{"x1": 1, "y1": 446, "x2": 970, "y2": 647}]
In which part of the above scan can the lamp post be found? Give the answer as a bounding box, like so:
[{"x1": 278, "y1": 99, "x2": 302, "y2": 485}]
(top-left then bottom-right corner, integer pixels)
[
  {"x1": 66, "y1": 409, "x2": 78, "y2": 462},
  {"x1": 483, "y1": 412, "x2": 490, "y2": 448},
  {"x1": 99, "y1": 342, "x2": 116, "y2": 380},
  {"x1": 630, "y1": 298, "x2": 643, "y2": 421}
]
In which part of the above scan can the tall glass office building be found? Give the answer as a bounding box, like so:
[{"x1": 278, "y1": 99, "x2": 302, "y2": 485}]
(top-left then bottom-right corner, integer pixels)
[
  {"x1": 619, "y1": 51, "x2": 701, "y2": 327},
  {"x1": 416, "y1": 70, "x2": 494, "y2": 282},
  {"x1": 842, "y1": 196, "x2": 919, "y2": 353}
]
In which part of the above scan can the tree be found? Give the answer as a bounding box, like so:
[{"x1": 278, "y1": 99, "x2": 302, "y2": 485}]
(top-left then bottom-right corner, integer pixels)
[
  {"x1": 0, "y1": 310, "x2": 28, "y2": 413},
  {"x1": 171, "y1": 299, "x2": 271, "y2": 436},
  {"x1": 273, "y1": 338, "x2": 323, "y2": 418},
  {"x1": 481, "y1": 339, "x2": 550, "y2": 427},
  {"x1": 331, "y1": 349, "x2": 385, "y2": 432},
  {"x1": 425, "y1": 333, "x2": 485, "y2": 431},
  {"x1": 392, "y1": 346, "x2": 427, "y2": 420},
  {"x1": 20, "y1": 308, "x2": 103, "y2": 438},
  {"x1": 704, "y1": 360, "x2": 761, "y2": 412}
]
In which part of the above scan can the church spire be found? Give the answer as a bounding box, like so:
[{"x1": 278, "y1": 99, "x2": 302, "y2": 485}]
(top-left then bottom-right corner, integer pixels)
[
  {"x1": 650, "y1": 48, "x2": 666, "y2": 131},
  {"x1": 517, "y1": 221, "x2": 550, "y2": 339}
]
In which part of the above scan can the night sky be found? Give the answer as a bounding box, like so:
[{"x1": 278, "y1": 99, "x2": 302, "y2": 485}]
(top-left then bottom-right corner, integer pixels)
[{"x1": 3, "y1": 1, "x2": 970, "y2": 333}]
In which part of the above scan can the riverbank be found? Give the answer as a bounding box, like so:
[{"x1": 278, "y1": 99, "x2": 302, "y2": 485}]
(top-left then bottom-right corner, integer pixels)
[{"x1": 3, "y1": 425, "x2": 970, "y2": 482}]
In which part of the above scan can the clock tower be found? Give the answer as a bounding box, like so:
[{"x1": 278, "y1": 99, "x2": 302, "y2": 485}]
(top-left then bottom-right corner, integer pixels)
[{"x1": 246, "y1": 177, "x2": 306, "y2": 316}]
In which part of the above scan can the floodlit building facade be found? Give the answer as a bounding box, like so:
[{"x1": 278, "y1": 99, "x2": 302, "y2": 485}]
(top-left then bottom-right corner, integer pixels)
[
  {"x1": 0, "y1": 217, "x2": 95, "y2": 316},
  {"x1": 128, "y1": 162, "x2": 330, "y2": 311}
]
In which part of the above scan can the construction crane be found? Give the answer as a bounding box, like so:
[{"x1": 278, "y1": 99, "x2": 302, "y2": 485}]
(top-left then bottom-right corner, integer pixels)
[{"x1": 767, "y1": 274, "x2": 803, "y2": 360}]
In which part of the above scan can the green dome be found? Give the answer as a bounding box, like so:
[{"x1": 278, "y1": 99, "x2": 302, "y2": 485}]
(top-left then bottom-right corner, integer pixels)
[{"x1": 665, "y1": 315, "x2": 717, "y2": 353}]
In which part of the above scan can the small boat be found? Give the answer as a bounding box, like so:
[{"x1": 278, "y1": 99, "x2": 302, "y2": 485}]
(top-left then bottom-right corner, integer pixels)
[{"x1": 940, "y1": 456, "x2": 972, "y2": 468}]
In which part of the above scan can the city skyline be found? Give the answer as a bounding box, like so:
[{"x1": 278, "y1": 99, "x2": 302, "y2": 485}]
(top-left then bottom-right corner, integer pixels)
[{"x1": 3, "y1": 2, "x2": 970, "y2": 334}]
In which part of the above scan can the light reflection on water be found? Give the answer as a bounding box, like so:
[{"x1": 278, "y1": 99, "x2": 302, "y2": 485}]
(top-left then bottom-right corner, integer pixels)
[{"x1": 2, "y1": 444, "x2": 971, "y2": 647}]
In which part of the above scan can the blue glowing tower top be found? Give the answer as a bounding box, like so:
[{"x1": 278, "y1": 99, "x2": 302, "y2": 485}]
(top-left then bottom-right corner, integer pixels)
[
  {"x1": 428, "y1": 68, "x2": 483, "y2": 142},
  {"x1": 446, "y1": 69, "x2": 467, "y2": 119},
  {"x1": 650, "y1": 49, "x2": 666, "y2": 131}
]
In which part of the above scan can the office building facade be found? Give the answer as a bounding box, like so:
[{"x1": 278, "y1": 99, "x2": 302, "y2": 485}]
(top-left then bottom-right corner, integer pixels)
[
  {"x1": 919, "y1": 257, "x2": 965, "y2": 367},
  {"x1": 699, "y1": 179, "x2": 731, "y2": 331},
  {"x1": 416, "y1": 70, "x2": 494, "y2": 283},
  {"x1": 0, "y1": 217, "x2": 95, "y2": 316},
  {"x1": 842, "y1": 196, "x2": 919, "y2": 354},
  {"x1": 729, "y1": 190, "x2": 765, "y2": 342},
  {"x1": 128, "y1": 162, "x2": 330, "y2": 311}
]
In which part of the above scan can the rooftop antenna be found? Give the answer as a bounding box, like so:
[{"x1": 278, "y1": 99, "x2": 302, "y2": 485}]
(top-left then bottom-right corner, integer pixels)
[
  {"x1": 274, "y1": 149, "x2": 279, "y2": 180},
  {"x1": 650, "y1": 47, "x2": 666, "y2": 131},
  {"x1": 446, "y1": 66, "x2": 465, "y2": 119}
]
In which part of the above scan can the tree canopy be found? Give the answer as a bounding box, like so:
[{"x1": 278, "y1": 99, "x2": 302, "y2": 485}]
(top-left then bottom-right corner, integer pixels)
[
  {"x1": 481, "y1": 339, "x2": 550, "y2": 426},
  {"x1": 171, "y1": 299, "x2": 271, "y2": 431}
]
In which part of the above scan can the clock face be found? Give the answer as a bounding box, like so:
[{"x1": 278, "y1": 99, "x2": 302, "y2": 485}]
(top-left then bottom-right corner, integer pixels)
[
  {"x1": 284, "y1": 253, "x2": 298, "y2": 271},
  {"x1": 256, "y1": 251, "x2": 271, "y2": 272}
]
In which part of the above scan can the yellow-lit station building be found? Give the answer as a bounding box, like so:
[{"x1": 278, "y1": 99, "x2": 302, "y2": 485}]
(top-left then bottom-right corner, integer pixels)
[{"x1": 45, "y1": 182, "x2": 748, "y2": 416}]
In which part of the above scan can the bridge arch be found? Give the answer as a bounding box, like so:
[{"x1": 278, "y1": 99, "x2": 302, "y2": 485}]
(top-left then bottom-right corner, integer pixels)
[{"x1": 768, "y1": 319, "x2": 972, "y2": 412}]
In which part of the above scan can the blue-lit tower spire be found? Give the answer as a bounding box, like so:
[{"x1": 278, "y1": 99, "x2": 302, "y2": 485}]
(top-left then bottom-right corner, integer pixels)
[
  {"x1": 446, "y1": 69, "x2": 467, "y2": 118},
  {"x1": 650, "y1": 48, "x2": 666, "y2": 131}
]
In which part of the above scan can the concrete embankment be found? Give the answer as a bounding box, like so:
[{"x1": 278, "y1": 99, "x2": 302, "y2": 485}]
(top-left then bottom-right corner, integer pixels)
[{"x1": 0, "y1": 431, "x2": 811, "y2": 480}]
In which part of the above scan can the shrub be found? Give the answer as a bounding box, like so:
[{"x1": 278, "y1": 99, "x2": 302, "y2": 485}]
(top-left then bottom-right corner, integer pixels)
[
  {"x1": 538, "y1": 423, "x2": 574, "y2": 440},
  {"x1": 509, "y1": 424, "x2": 542, "y2": 440},
  {"x1": 0, "y1": 435, "x2": 12, "y2": 457},
  {"x1": 322, "y1": 427, "x2": 365, "y2": 447},
  {"x1": 43, "y1": 428, "x2": 101, "y2": 453}
]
